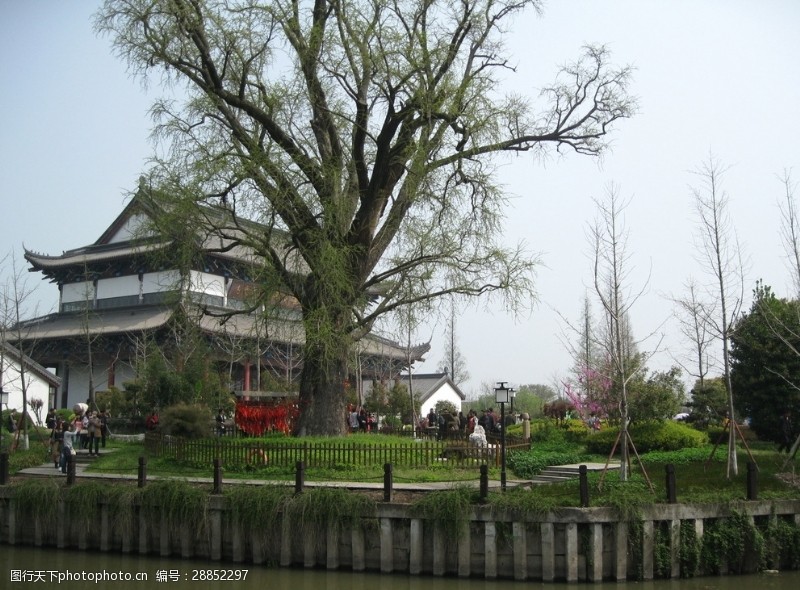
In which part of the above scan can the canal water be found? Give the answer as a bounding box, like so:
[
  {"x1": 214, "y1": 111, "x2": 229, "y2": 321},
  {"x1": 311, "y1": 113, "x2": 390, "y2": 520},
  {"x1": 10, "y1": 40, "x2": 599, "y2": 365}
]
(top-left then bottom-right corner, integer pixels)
[{"x1": 2, "y1": 546, "x2": 800, "y2": 589}]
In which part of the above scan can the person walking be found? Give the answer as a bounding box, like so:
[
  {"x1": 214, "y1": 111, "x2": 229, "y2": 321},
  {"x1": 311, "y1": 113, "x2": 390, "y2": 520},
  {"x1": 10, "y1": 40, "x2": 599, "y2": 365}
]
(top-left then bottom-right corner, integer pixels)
[{"x1": 777, "y1": 410, "x2": 793, "y2": 453}]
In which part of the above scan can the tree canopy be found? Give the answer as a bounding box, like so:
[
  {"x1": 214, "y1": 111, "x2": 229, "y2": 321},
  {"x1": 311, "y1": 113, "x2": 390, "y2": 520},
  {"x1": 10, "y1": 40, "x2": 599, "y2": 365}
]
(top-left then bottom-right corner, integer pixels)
[
  {"x1": 730, "y1": 283, "x2": 800, "y2": 442},
  {"x1": 96, "y1": 0, "x2": 635, "y2": 435}
]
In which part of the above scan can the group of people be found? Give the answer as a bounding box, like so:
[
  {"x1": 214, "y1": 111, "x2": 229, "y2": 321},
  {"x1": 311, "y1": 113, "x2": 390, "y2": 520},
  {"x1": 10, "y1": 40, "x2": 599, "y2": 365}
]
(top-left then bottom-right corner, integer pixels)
[
  {"x1": 347, "y1": 406, "x2": 377, "y2": 433},
  {"x1": 46, "y1": 407, "x2": 110, "y2": 474}
]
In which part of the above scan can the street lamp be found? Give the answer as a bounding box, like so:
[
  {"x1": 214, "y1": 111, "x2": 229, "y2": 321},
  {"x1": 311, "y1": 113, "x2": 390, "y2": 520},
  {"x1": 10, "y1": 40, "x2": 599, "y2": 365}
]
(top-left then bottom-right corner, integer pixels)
[
  {"x1": 0, "y1": 388, "x2": 8, "y2": 451},
  {"x1": 494, "y1": 382, "x2": 509, "y2": 491}
]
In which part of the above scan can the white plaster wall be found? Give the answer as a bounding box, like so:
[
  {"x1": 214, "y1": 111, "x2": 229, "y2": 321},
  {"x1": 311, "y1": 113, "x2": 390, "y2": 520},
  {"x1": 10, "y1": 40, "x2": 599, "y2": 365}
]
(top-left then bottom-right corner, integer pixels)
[
  {"x1": 142, "y1": 270, "x2": 180, "y2": 294},
  {"x1": 107, "y1": 213, "x2": 153, "y2": 243},
  {"x1": 190, "y1": 271, "x2": 225, "y2": 297},
  {"x1": 420, "y1": 388, "x2": 463, "y2": 417},
  {"x1": 96, "y1": 275, "x2": 140, "y2": 298},
  {"x1": 1, "y1": 359, "x2": 56, "y2": 415},
  {"x1": 62, "y1": 281, "x2": 95, "y2": 304}
]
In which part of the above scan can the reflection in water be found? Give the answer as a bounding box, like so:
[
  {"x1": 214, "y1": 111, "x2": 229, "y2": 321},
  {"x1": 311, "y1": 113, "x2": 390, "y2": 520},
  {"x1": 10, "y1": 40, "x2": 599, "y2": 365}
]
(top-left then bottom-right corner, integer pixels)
[{"x1": 2, "y1": 546, "x2": 800, "y2": 589}]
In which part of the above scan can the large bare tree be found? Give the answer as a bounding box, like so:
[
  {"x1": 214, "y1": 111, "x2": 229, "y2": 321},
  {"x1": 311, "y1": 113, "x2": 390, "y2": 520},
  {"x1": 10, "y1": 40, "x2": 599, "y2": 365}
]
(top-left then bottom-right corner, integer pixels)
[{"x1": 96, "y1": 0, "x2": 635, "y2": 435}]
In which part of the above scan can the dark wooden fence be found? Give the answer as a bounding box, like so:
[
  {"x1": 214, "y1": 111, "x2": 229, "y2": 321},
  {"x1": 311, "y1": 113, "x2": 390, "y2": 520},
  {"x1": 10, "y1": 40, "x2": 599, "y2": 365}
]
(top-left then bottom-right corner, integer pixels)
[{"x1": 144, "y1": 432, "x2": 530, "y2": 469}]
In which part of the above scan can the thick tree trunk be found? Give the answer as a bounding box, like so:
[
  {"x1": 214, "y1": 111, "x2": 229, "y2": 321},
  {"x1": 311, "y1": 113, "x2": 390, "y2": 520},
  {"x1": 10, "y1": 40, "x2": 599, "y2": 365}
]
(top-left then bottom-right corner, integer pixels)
[
  {"x1": 294, "y1": 349, "x2": 349, "y2": 437},
  {"x1": 293, "y1": 296, "x2": 352, "y2": 437}
]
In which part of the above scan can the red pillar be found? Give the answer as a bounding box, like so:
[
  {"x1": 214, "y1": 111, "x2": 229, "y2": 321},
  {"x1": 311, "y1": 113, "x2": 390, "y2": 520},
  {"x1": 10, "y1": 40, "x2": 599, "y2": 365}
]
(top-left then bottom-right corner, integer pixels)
[{"x1": 243, "y1": 360, "x2": 251, "y2": 392}]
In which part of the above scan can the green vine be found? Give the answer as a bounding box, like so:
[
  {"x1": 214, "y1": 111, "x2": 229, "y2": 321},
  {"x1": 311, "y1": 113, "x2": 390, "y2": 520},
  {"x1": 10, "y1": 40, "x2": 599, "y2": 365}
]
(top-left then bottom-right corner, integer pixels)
[
  {"x1": 679, "y1": 519, "x2": 700, "y2": 577},
  {"x1": 653, "y1": 522, "x2": 671, "y2": 578},
  {"x1": 764, "y1": 514, "x2": 800, "y2": 569},
  {"x1": 700, "y1": 511, "x2": 765, "y2": 574}
]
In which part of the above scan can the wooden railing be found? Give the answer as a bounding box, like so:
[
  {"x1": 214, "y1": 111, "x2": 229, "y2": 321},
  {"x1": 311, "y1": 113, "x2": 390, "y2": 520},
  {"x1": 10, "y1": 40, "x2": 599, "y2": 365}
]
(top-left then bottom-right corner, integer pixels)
[{"x1": 144, "y1": 432, "x2": 530, "y2": 469}]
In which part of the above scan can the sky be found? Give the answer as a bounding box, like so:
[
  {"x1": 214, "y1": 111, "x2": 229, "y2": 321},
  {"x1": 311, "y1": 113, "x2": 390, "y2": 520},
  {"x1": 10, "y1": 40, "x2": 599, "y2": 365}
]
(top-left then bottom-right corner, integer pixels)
[{"x1": 1, "y1": 1, "x2": 799, "y2": 398}]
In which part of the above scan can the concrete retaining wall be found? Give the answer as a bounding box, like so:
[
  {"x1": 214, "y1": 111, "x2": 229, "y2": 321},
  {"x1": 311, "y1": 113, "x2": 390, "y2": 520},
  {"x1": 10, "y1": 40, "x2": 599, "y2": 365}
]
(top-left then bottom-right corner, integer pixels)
[{"x1": 1, "y1": 488, "x2": 798, "y2": 581}]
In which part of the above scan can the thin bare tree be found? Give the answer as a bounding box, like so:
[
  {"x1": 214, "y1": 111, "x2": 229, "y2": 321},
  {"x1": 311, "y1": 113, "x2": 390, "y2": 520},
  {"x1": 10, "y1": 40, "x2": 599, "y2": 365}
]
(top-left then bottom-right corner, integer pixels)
[
  {"x1": 672, "y1": 277, "x2": 717, "y2": 393},
  {"x1": 690, "y1": 157, "x2": 747, "y2": 478},
  {"x1": 589, "y1": 185, "x2": 651, "y2": 482},
  {"x1": 778, "y1": 170, "x2": 800, "y2": 297}
]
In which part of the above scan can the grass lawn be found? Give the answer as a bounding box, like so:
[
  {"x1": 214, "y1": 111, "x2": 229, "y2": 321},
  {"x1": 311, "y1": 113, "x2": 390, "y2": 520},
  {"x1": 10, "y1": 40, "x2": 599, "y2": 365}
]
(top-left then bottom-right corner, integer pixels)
[{"x1": 5, "y1": 426, "x2": 798, "y2": 508}]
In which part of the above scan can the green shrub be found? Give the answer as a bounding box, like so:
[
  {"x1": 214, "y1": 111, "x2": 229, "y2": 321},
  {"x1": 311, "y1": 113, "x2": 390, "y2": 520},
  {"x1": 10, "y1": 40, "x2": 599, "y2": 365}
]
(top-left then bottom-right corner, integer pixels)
[
  {"x1": 585, "y1": 421, "x2": 707, "y2": 454},
  {"x1": 159, "y1": 403, "x2": 213, "y2": 439}
]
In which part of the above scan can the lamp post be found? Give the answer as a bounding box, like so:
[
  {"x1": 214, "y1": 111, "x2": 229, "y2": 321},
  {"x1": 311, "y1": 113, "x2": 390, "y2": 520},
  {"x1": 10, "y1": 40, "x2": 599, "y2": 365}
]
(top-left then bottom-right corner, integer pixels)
[
  {"x1": 0, "y1": 388, "x2": 8, "y2": 451},
  {"x1": 494, "y1": 382, "x2": 509, "y2": 491}
]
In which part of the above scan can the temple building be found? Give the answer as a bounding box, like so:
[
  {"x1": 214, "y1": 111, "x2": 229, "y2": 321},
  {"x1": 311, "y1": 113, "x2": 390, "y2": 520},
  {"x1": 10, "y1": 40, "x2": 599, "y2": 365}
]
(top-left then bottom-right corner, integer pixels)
[{"x1": 17, "y1": 192, "x2": 428, "y2": 411}]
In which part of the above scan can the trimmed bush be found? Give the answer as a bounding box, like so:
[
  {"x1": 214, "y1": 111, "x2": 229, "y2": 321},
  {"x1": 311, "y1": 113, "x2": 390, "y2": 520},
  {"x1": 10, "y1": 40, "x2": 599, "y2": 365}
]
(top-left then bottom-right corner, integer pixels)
[
  {"x1": 159, "y1": 403, "x2": 213, "y2": 439},
  {"x1": 584, "y1": 421, "x2": 707, "y2": 454}
]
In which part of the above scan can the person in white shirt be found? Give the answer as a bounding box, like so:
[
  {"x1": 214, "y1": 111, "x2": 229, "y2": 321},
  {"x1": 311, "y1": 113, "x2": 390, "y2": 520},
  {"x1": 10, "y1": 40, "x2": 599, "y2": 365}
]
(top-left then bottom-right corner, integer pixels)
[{"x1": 60, "y1": 423, "x2": 77, "y2": 474}]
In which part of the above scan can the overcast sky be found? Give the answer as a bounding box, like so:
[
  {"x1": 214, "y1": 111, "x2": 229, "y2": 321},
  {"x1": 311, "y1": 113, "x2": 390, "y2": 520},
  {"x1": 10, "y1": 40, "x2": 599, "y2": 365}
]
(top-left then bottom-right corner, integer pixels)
[{"x1": 2, "y1": 1, "x2": 799, "y2": 398}]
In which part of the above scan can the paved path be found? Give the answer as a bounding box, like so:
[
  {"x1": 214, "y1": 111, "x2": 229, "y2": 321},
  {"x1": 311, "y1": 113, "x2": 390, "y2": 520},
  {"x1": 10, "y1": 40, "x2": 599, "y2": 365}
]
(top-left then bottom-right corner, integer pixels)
[{"x1": 18, "y1": 453, "x2": 618, "y2": 492}]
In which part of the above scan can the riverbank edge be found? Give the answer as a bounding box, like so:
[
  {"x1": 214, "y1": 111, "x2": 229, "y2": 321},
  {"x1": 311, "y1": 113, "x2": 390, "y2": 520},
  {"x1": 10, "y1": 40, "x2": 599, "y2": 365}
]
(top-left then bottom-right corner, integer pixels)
[{"x1": 1, "y1": 486, "x2": 799, "y2": 582}]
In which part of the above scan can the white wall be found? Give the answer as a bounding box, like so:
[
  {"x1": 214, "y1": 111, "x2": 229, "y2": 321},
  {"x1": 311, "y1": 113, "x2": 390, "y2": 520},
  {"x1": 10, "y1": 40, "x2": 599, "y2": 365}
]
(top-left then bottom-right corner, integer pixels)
[
  {"x1": 62, "y1": 281, "x2": 95, "y2": 304},
  {"x1": 107, "y1": 213, "x2": 153, "y2": 244},
  {"x1": 190, "y1": 271, "x2": 225, "y2": 297},
  {"x1": 420, "y1": 384, "x2": 463, "y2": 417},
  {"x1": 96, "y1": 275, "x2": 140, "y2": 298},
  {"x1": 142, "y1": 270, "x2": 180, "y2": 294},
  {"x1": 1, "y1": 358, "x2": 55, "y2": 416}
]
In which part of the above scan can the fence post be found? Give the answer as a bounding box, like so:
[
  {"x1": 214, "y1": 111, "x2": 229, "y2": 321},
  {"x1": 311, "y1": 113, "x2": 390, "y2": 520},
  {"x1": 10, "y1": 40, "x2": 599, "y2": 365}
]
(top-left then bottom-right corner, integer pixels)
[
  {"x1": 138, "y1": 456, "x2": 147, "y2": 488},
  {"x1": 213, "y1": 458, "x2": 223, "y2": 494},
  {"x1": 479, "y1": 464, "x2": 489, "y2": 503},
  {"x1": 295, "y1": 461, "x2": 305, "y2": 495},
  {"x1": 579, "y1": 464, "x2": 589, "y2": 507},
  {"x1": 747, "y1": 461, "x2": 758, "y2": 500},
  {"x1": 0, "y1": 452, "x2": 8, "y2": 485},
  {"x1": 66, "y1": 455, "x2": 76, "y2": 486},
  {"x1": 384, "y1": 463, "x2": 393, "y2": 502},
  {"x1": 666, "y1": 464, "x2": 677, "y2": 504}
]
